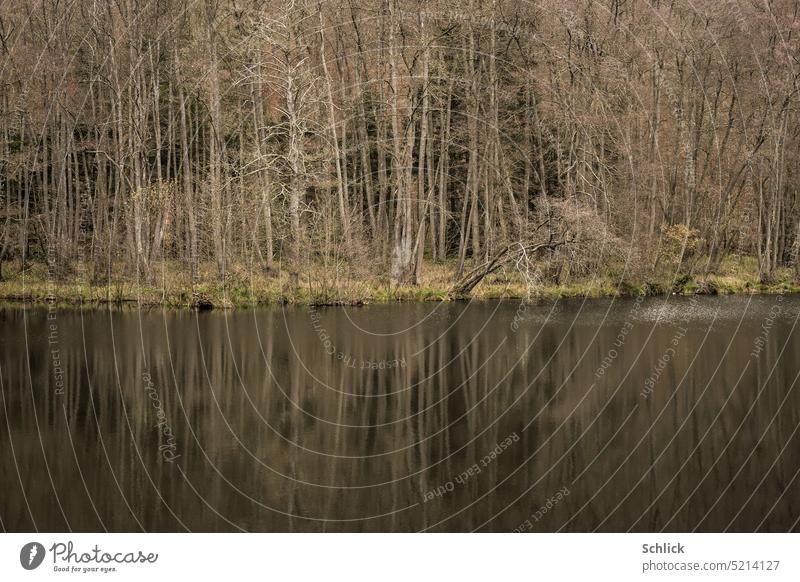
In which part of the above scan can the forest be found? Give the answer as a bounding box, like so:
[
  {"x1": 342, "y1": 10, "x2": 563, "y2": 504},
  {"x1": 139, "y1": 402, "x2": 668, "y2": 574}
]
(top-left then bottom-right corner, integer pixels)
[{"x1": 0, "y1": 0, "x2": 799, "y2": 305}]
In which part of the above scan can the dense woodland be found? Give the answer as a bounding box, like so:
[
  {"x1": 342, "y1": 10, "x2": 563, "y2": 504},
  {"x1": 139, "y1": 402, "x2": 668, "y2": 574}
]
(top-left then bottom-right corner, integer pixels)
[{"x1": 0, "y1": 0, "x2": 799, "y2": 293}]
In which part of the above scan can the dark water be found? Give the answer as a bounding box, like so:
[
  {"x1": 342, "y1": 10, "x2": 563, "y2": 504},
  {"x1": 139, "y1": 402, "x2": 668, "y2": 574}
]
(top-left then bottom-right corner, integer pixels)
[{"x1": 1, "y1": 295, "x2": 799, "y2": 532}]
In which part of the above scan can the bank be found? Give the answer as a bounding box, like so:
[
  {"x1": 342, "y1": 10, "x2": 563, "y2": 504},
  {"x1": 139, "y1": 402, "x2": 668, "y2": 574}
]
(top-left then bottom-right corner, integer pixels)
[{"x1": 0, "y1": 257, "x2": 798, "y2": 309}]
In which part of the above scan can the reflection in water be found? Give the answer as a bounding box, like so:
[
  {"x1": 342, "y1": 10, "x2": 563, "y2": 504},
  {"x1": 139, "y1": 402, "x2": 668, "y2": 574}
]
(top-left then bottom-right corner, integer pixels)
[{"x1": 1, "y1": 296, "x2": 799, "y2": 532}]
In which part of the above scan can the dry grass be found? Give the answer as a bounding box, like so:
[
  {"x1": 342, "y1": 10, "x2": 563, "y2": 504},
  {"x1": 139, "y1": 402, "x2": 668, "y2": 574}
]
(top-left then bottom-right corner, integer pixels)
[{"x1": 0, "y1": 255, "x2": 796, "y2": 309}]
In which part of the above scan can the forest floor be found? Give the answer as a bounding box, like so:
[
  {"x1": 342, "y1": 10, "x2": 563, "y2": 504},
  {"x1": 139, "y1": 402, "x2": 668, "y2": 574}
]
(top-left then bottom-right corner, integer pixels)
[{"x1": 0, "y1": 256, "x2": 798, "y2": 309}]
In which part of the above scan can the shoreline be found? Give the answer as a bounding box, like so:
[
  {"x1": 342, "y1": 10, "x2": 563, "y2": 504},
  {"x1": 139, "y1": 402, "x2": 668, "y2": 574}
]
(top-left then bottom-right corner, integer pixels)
[{"x1": 1, "y1": 270, "x2": 797, "y2": 310}]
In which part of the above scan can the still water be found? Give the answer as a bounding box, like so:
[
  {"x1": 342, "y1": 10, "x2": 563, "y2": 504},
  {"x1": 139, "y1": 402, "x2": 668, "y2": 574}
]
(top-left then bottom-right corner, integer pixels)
[{"x1": 1, "y1": 295, "x2": 799, "y2": 532}]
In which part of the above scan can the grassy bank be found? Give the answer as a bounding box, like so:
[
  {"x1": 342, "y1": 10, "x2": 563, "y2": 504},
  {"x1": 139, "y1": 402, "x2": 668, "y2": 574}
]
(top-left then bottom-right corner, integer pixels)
[{"x1": 0, "y1": 256, "x2": 798, "y2": 309}]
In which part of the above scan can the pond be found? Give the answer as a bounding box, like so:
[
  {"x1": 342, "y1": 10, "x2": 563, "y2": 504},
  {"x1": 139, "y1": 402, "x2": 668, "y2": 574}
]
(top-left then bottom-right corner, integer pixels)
[{"x1": 1, "y1": 295, "x2": 799, "y2": 532}]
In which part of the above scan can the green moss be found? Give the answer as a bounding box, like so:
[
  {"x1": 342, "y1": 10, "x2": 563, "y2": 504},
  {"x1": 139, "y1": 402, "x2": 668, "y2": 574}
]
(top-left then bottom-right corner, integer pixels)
[
  {"x1": 671, "y1": 273, "x2": 693, "y2": 294},
  {"x1": 617, "y1": 280, "x2": 645, "y2": 296},
  {"x1": 643, "y1": 281, "x2": 666, "y2": 296}
]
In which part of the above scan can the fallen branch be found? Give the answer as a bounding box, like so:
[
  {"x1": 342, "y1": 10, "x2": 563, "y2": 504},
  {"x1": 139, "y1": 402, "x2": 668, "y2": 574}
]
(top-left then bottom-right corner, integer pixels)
[{"x1": 449, "y1": 232, "x2": 573, "y2": 298}]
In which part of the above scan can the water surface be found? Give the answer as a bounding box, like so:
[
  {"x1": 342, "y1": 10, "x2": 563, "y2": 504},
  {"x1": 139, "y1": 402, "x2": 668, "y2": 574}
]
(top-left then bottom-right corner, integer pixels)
[{"x1": 1, "y1": 295, "x2": 799, "y2": 532}]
